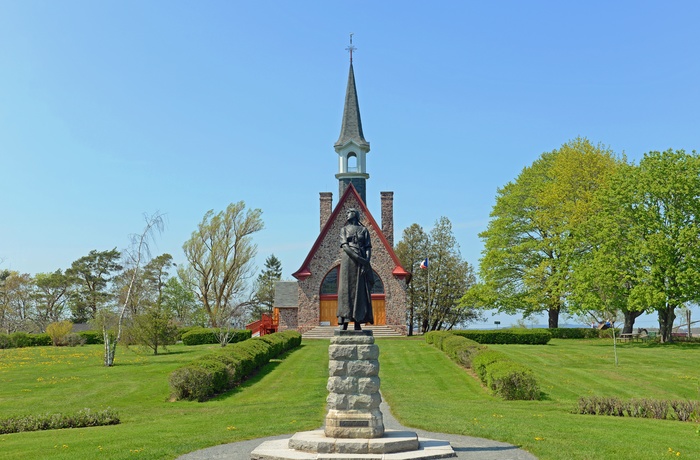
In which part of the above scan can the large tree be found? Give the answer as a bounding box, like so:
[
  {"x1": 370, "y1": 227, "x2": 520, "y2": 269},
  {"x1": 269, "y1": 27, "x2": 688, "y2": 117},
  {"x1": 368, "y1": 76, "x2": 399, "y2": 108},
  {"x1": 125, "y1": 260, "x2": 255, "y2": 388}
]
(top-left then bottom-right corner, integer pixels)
[
  {"x1": 479, "y1": 138, "x2": 622, "y2": 327},
  {"x1": 66, "y1": 249, "x2": 122, "y2": 323},
  {"x1": 394, "y1": 223, "x2": 429, "y2": 335},
  {"x1": 250, "y1": 254, "x2": 282, "y2": 321},
  {"x1": 182, "y1": 201, "x2": 264, "y2": 330},
  {"x1": 396, "y1": 217, "x2": 478, "y2": 333},
  {"x1": 615, "y1": 150, "x2": 700, "y2": 342},
  {"x1": 33, "y1": 270, "x2": 71, "y2": 331},
  {"x1": 0, "y1": 271, "x2": 34, "y2": 333}
]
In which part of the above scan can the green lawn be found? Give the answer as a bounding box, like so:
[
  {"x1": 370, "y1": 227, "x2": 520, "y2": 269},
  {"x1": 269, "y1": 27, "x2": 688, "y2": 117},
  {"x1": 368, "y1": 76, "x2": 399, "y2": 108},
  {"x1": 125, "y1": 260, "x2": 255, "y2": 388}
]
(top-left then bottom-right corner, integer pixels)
[
  {"x1": 1, "y1": 338, "x2": 699, "y2": 459},
  {"x1": 379, "y1": 338, "x2": 700, "y2": 460}
]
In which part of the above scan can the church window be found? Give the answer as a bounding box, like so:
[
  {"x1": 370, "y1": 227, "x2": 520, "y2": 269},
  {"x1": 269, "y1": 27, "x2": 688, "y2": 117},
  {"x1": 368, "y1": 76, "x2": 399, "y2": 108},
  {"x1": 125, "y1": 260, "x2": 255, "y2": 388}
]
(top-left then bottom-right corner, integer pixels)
[{"x1": 320, "y1": 266, "x2": 384, "y2": 296}]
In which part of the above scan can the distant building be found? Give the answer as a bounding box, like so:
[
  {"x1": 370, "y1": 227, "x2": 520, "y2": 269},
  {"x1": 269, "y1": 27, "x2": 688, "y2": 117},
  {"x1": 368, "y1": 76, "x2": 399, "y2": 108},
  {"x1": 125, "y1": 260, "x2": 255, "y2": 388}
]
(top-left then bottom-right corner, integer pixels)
[{"x1": 274, "y1": 59, "x2": 410, "y2": 336}]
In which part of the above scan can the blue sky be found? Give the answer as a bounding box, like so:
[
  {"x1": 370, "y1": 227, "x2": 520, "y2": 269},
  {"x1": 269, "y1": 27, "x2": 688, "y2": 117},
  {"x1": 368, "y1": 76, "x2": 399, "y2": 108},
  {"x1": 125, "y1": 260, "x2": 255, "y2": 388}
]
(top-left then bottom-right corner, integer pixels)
[{"x1": 1, "y1": 1, "x2": 699, "y2": 328}]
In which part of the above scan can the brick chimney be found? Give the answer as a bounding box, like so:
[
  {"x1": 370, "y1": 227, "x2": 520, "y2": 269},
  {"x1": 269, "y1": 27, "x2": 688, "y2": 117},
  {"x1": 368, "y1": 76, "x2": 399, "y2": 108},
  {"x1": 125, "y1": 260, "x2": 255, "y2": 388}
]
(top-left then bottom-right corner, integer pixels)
[
  {"x1": 380, "y1": 191, "x2": 394, "y2": 247},
  {"x1": 320, "y1": 192, "x2": 333, "y2": 230}
]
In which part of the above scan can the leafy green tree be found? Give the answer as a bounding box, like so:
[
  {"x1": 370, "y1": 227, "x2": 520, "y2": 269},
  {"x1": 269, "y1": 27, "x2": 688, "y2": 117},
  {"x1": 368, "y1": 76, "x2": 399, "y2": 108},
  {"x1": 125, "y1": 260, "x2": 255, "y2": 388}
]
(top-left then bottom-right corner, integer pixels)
[
  {"x1": 395, "y1": 223, "x2": 429, "y2": 336},
  {"x1": 0, "y1": 271, "x2": 34, "y2": 333},
  {"x1": 396, "y1": 218, "x2": 478, "y2": 333},
  {"x1": 613, "y1": 150, "x2": 700, "y2": 342},
  {"x1": 66, "y1": 249, "x2": 122, "y2": 323},
  {"x1": 250, "y1": 254, "x2": 282, "y2": 321},
  {"x1": 182, "y1": 201, "x2": 264, "y2": 334},
  {"x1": 568, "y1": 162, "x2": 648, "y2": 333},
  {"x1": 163, "y1": 276, "x2": 201, "y2": 326},
  {"x1": 33, "y1": 270, "x2": 71, "y2": 331},
  {"x1": 479, "y1": 138, "x2": 622, "y2": 327}
]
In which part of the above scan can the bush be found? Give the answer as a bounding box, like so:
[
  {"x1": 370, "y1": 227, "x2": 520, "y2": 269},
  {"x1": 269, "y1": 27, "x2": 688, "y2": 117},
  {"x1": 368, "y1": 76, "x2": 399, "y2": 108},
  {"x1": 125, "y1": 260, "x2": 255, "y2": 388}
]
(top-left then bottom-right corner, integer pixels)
[
  {"x1": 30, "y1": 333, "x2": 53, "y2": 347},
  {"x1": 547, "y1": 328, "x2": 601, "y2": 339},
  {"x1": 485, "y1": 361, "x2": 540, "y2": 400},
  {"x1": 0, "y1": 408, "x2": 119, "y2": 434},
  {"x1": 424, "y1": 331, "x2": 453, "y2": 349},
  {"x1": 78, "y1": 330, "x2": 104, "y2": 344},
  {"x1": 181, "y1": 327, "x2": 252, "y2": 346},
  {"x1": 0, "y1": 333, "x2": 10, "y2": 349},
  {"x1": 439, "y1": 335, "x2": 484, "y2": 368},
  {"x1": 169, "y1": 366, "x2": 215, "y2": 402},
  {"x1": 46, "y1": 320, "x2": 74, "y2": 346},
  {"x1": 471, "y1": 350, "x2": 510, "y2": 381},
  {"x1": 10, "y1": 332, "x2": 32, "y2": 348},
  {"x1": 65, "y1": 333, "x2": 86, "y2": 347},
  {"x1": 452, "y1": 329, "x2": 552, "y2": 345},
  {"x1": 170, "y1": 330, "x2": 302, "y2": 401},
  {"x1": 575, "y1": 396, "x2": 700, "y2": 422}
]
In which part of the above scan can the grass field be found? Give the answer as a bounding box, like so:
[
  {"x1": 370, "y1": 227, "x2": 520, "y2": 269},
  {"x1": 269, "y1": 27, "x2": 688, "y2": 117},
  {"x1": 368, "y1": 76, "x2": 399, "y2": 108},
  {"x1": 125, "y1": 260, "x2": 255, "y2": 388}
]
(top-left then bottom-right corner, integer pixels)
[{"x1": 0, "y1": 338, "x2": 699, "y2": 459}]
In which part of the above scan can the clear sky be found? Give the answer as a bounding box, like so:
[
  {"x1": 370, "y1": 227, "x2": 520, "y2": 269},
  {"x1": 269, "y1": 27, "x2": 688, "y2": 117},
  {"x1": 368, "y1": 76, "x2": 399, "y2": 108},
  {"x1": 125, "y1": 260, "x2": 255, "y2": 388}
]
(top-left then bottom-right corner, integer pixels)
[{"x1": 1, "y1": 1, "x2": 699, "y2": 328}]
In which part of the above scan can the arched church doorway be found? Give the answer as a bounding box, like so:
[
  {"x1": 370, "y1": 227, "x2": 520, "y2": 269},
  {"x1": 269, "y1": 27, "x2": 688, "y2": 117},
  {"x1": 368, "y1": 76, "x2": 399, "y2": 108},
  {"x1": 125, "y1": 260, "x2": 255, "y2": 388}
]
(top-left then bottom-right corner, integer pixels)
[{"x1": 319, "y1": 266, "x2": 386, "y2": 326}]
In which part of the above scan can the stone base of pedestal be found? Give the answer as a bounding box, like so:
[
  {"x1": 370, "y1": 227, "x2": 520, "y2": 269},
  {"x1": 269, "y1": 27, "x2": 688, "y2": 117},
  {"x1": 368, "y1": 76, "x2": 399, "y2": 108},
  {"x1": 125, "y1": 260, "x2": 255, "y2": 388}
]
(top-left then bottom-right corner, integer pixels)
[
  {"x1": 324, "y1": 409, "x2": 384, "y2": 439},
  {"x1": 250, "y1": 430, "x2": 456, "y2": 460}
]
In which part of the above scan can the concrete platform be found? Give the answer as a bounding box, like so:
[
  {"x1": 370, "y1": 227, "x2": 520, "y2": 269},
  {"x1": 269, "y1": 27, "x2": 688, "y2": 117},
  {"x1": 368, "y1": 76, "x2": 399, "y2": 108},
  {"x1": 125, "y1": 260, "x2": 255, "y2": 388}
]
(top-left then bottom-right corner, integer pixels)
[
  {"x1": 250, "y1": 436, "x2": 455, "y2": 459},
  {"x1": 288, "y1": 430, "x2": 420, "y2": 454}
]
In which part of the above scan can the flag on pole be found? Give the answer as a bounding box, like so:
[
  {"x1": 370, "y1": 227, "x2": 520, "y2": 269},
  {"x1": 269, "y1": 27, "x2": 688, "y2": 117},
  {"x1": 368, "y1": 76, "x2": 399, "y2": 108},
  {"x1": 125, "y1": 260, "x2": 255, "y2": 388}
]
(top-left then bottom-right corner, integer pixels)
[{"x1": 419, "y1": 258, "x2": 429, "y2": 269}]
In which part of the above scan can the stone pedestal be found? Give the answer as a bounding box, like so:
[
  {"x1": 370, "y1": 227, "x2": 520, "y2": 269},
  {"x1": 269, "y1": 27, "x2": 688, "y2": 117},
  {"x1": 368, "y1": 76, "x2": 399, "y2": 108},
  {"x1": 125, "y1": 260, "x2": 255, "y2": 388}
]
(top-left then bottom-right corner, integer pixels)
[{"x1": 324, "y1": 330, "x2": 384, "y2": 439}]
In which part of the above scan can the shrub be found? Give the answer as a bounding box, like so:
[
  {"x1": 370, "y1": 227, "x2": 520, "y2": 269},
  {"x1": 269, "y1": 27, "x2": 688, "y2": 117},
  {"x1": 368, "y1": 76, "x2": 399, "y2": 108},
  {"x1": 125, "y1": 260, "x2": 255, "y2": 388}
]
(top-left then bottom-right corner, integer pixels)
[
  {"x1": 30, "y1": 333, "x2": 53, "y2": 347},
  {"x1": 0, "y1": 408, "x2": 119, "y2": 434},
  {"x1": 574, "y1": 396, "x2": 700, "y2": 422},
  {"x1": 169, "y1": 365, "x2": 215, "y2": 402},
  {"x1": 46, "y1": 320, "x2": 74, "y2": 346},
  {"x1": 485, "y1": 361, "x2": 540, "y2": 400},
  {"x1": 10, "y1": 332, "x2": 32, "y2": 348},
  {"x1": 0, "y1": 333, "x2": 10, "y2": 349},
  {"x1": 181, "y1": 327, "x2": 252, "y2": 346},
  {"x1": 452, "y1": 329, "x2": 552, "y2": 345},
  {"x1": 64, "y1": 333, "x2": 86, "y2": 347},
  {"x1": 170, "y1": 330, "x2": 302, "y2": 401},
  {"x1": 472, "y1": 350, "x2": 510, "y2": 382},
  {"x1": 424, "y1": 331, "x2": 453, "y2": 349},
  {"x1": 78, "y1": 330, "x2": 104, "y2": 344},
  {"x1": 439, "y1": 335, "x2": 484, "y2": 368}
]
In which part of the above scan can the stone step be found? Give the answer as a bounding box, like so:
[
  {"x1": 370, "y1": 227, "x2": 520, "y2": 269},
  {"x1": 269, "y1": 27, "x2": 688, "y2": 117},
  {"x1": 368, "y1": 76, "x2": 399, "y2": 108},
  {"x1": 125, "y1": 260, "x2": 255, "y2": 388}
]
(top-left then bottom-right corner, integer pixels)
[{"x1": 303, "y1": 326, "x2": 403, "y2": 339}]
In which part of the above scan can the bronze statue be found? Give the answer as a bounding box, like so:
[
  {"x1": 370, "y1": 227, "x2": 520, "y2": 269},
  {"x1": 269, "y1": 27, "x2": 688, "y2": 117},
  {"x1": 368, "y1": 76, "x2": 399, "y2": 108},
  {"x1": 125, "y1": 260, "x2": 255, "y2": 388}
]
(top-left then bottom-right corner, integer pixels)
[{"x1": 337, "y1": 208, "x2": 374, "y2": 330}]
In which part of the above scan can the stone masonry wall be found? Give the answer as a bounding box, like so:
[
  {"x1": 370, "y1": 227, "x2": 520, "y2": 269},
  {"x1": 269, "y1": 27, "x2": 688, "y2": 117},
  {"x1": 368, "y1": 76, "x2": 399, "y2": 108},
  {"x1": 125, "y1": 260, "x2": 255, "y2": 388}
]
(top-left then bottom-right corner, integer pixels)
[{"x1": 297, "y1": 192, "x2": 408, "y2": 335}]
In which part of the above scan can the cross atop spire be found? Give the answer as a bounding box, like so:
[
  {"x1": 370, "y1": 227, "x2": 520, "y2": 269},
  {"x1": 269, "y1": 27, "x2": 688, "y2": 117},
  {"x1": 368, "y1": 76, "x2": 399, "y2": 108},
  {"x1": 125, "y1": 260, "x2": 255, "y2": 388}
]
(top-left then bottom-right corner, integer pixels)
[{"x1": 345, "y1": 33, "x2": 356, "y2": 63}]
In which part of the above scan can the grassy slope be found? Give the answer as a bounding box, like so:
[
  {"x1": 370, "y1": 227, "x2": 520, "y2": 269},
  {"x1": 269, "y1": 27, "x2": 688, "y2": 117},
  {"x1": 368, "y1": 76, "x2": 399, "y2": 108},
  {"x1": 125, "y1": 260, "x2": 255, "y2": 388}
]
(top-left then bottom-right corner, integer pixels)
[
  {"x1": 1, "y1": 338, "x2": 699, "y2": 459},
  {"x1": 0, "y1": 341, "x2": 328, "y2": 459},
  {"x1": 378, "y1": 338, "x2": 700, "y2": 460}
]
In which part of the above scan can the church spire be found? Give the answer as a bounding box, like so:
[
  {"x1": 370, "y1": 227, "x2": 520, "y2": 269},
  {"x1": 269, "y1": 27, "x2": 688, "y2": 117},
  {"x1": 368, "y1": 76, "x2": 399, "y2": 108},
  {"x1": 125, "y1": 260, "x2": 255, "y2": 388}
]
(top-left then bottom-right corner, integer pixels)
[{"x1": 335, "y1": 34, "x2": 370, "y2": 203}]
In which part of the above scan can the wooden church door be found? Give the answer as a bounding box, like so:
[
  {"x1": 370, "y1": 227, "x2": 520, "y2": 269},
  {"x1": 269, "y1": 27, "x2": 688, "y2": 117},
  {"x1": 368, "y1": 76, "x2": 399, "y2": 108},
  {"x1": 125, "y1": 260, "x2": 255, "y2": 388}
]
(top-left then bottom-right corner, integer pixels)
[{"x1": 319, "y1": 266, "x2": 385, "y2": 326}]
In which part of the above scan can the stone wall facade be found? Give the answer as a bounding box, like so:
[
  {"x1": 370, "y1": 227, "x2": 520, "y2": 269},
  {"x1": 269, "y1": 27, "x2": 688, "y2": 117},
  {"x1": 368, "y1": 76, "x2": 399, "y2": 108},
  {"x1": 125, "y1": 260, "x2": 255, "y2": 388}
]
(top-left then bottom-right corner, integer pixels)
[{"x1": 296, "y1": 190, "x2": 408, "y2": 335}]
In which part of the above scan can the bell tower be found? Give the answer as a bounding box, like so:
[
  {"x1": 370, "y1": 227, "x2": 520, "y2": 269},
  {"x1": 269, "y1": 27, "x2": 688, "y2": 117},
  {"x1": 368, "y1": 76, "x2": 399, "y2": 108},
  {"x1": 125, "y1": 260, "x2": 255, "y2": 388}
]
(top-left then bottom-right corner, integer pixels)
[{"x1": 335, "y1": 35, "x2": 370, "y2": 204}]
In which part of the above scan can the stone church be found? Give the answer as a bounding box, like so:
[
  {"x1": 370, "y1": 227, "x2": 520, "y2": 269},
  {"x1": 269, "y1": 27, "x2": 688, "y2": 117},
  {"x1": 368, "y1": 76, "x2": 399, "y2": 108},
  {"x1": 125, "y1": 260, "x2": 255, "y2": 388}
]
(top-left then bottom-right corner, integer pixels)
[{"x1": 273, "y1": 59, "x2": 410, "y2": 336}]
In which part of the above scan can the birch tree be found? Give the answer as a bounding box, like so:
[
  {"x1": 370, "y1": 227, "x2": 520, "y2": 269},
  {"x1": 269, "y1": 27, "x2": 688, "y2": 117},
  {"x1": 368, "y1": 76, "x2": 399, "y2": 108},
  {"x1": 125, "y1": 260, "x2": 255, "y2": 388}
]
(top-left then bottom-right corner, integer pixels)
[{"x1": 101, "y1": 212, "x2": 164, "y2": 366}]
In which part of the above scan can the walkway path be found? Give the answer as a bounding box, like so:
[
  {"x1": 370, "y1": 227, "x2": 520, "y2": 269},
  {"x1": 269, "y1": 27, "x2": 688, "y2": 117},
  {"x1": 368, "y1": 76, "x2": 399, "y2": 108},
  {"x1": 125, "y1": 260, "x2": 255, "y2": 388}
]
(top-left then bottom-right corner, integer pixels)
[{"x1": 177, "y1": 399, "x2": 537, "y2": 460}]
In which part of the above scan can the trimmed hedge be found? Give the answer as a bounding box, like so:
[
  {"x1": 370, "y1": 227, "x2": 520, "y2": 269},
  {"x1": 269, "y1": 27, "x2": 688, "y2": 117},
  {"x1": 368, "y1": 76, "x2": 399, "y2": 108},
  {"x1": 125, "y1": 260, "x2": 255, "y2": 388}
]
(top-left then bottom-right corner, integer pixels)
[
  {"x1": 575, "y1": 396, "x2": 700, "y2": 422},
  {"x1": 181, "y1": 327, "x2": 252, "y2": 346},
  {"x1": 169, "y1": 330, "x2": 302, "y2": 401},
  {"x1": 0, "y1": 332, "x2": 54, "y2": 349},
  {"x1": 425, "y1": 331, "x2": 541, "y2": 400},
  {"x1": 451, "y1": 329, "x2": 552, "y2": 345},
  {"x1": 78, "y1": 330, "x2": 104, "y2": 344},
  {"x1": 0, "y1": 408, "x2": 119, "y2": 434},
  {"x1": 547, "y1": 328, "x2": 621, "y2": 339}
]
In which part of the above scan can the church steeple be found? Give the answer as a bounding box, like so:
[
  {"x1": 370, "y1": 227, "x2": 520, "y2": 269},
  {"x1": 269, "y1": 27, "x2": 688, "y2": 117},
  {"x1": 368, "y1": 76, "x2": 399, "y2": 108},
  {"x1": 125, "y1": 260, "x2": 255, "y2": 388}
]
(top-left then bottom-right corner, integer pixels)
[{"x1": 335, "y1": 35, "x2": 370, "y2": 204}]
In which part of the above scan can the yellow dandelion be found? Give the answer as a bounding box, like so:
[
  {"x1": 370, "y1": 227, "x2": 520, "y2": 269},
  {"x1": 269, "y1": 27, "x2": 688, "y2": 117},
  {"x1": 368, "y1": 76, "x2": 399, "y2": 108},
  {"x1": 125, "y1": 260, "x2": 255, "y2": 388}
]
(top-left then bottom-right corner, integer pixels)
[
  {"x1": 534, "y1": 437, "x2": 545, "y2": 441},
  {"x1": 226, "y1": 426, "x2": 237, "y2": 431},
  {"x1": 62, "y1": 444, "x2": 68, "y2": 449}
]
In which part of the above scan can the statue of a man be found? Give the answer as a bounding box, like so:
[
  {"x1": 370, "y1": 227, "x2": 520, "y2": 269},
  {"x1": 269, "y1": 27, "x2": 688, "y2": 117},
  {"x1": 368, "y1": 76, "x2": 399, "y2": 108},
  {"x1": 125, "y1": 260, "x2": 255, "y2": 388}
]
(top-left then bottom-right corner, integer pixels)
[{"x1": 337, "y1": 208, "x2": 374, "y2": 330}]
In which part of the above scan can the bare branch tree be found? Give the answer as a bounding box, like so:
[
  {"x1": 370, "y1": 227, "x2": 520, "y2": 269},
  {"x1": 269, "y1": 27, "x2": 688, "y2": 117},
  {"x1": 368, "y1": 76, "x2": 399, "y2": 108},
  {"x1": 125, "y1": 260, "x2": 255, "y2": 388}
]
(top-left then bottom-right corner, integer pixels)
[{"x1": 102, "y1": 212, "x2": 165, "y2": 366}]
